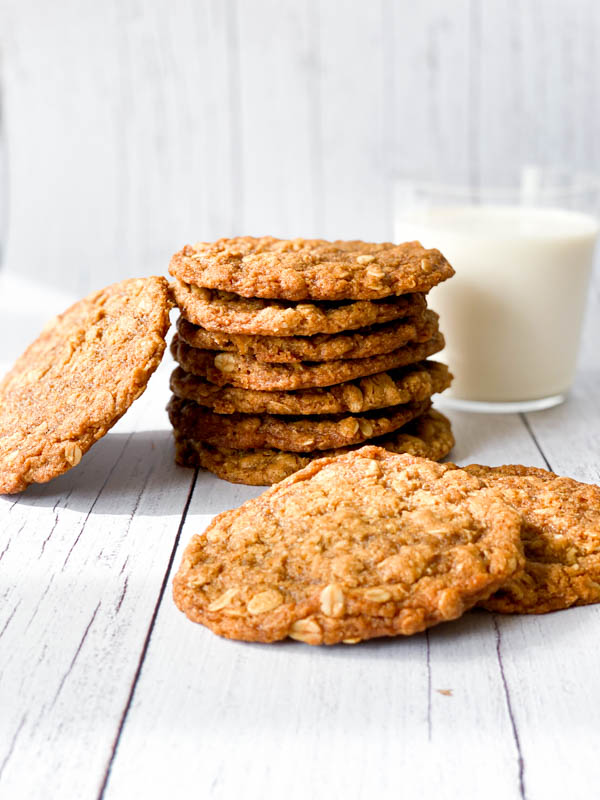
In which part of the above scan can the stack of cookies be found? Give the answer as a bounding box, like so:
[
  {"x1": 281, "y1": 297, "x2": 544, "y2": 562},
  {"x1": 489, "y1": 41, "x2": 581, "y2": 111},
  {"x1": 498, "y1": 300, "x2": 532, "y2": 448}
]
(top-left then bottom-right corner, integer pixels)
[{"x1": 167, "y1": 236, "x2": 456, "y2": 485}]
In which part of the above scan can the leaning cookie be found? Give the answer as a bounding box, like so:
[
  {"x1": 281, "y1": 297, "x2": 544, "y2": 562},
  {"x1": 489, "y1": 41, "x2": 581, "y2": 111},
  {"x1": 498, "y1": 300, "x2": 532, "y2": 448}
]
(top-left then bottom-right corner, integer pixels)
[
  {"x1": 167, "y1": 395, "x2": 430, "y2": 452},
  {"x1": 173, "y1": 449, "x2": 523, "y2": 644},
  {"x1": 171, "y1": 281, "x2": 428, "y2": 336},
  {"x1": 170, "y1": 332, "x2": 445, "y2": 391},
  {"x1": 169, "y1": 360, "x2": 452, "y2": 416},
  {"x1": 0, "y1": 277, "x2": 172, "y2": 494},
  {"x1": 176, "y1": 310, "x2": 438, "y2": 363},
  {"x1": 170, "y1": 236, "x2": 454, "y2": 301},
  {"x1": 174, "y1": 409, "x2": 456, "y2": 485},
  {"x1": 461, "y1": 464, "x2": 600, "y2": 614}
]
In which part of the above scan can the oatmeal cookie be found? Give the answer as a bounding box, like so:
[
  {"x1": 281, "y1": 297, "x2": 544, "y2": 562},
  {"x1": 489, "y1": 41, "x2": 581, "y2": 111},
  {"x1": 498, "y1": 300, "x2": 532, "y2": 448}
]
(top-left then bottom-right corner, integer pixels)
[
  {"x1": 176, "y1": 310, "x2": 438, "y2": 363},
  {"x1": 174, "y1": 408, "x2": 455, "y2": 485},
  {"x1": 170, "y1": 237, "x2": 454, "y2": 301},
  {"x1": 170, "y1": 332, "x2": 445, "y2": 391},
  {"x1": 171, "y1": 280, "x2": 427, "y2": 336},
  {"x1": 0, "y1": 277, "x2": 172, "y2": 494},
  {"x1": 461, "y1": 464, "x2": 600, "y2": 613},
  {"x1": 172, "y1": 449, "x2": 523, "y2": 643},
  {"x1": 169, "y1": 360, "x2": 452, "y2": 416},
  {"x1": 168, "y1": 395, "x2": 430, "y2": 452}
]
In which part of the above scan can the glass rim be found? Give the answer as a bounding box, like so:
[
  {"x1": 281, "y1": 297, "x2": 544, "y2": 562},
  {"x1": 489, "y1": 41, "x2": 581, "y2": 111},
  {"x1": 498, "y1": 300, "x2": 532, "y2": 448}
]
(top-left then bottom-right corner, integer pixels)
[{"x1": 393, "y1": 168, "x2": 600, "y2": 201}]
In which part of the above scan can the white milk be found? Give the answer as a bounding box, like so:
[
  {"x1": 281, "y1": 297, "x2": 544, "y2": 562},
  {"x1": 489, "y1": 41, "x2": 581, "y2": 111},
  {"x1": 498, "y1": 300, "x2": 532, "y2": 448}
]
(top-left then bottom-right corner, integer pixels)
[{"x1": 396, "y1": 206, "x2": 598, "y2": 403}]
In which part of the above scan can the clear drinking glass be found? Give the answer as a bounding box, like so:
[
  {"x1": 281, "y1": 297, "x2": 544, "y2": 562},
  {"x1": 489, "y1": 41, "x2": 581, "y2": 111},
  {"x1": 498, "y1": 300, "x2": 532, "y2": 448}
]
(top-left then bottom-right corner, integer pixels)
[{"x1": 394, "y1": 167, "x2": 600, "y2": 412}]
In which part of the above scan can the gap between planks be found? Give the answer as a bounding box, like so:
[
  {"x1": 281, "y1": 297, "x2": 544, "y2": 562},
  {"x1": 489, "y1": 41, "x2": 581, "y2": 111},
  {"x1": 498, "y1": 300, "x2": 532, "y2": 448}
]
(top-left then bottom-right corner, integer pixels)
[{"x1": 96, "y1": 468, "x2": 199, "y2": 800}]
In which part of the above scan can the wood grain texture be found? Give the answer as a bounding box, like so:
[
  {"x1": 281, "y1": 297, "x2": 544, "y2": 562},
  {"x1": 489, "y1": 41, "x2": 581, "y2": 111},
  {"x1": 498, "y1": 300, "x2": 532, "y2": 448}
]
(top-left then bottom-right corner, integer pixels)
[
  {"x1": 1, "y1": 326, "x2": 600, "y2": 799},
  {"x1": 0, "y1": 362, "x2": 195, "y2": 799},
  {"x1": 387, "y1": 0, "x2": 472, "y2": 183},
  {"x1": 99, "y1": 408, "x2": 546, "y2": 800},
  {"x1": 315, "y1": 2, "x2": 390, "y2": 240},
  {"x1": 2, "y1": 0, "x2": 599, "y2": 294},
  {"x1": 237, "y1": 1, "x2": 317, "y2": 237}
]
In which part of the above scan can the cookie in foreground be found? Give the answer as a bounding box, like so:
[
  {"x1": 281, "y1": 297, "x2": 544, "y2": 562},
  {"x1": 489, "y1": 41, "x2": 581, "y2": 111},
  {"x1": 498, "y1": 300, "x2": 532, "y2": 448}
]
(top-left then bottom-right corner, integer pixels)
[
  {"x1": 462, "y1": 464, "x2": 600, "y2": 613},
  {"x1": 173, "y1": 449, "x2": 523, "y2": 644},
  {"x1": 0, "y1": 277, "x2": 172, "y2": 494}
]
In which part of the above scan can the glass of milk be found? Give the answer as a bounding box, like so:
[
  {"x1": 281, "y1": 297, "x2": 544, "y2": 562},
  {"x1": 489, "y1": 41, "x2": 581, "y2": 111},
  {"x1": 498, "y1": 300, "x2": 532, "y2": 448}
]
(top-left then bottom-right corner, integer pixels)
[{"x1": 394, "y1": 168, "x2": 600, "y2": 412}]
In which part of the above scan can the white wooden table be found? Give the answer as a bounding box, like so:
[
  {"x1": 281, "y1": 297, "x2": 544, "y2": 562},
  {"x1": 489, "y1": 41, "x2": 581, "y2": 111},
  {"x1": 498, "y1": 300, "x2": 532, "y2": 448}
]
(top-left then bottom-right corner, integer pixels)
[{"x1": 2, "y1": 281, "x2": 600, "y2": 800}]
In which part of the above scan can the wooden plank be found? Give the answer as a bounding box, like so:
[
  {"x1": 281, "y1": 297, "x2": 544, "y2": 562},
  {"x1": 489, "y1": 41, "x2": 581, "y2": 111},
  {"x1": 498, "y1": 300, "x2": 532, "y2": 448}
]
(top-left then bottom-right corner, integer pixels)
[
  {"x1": 1, "y1": 0, "x2": 238, "y2": 292},
  {"x1": 513, "y1": 370, "x2": 600, "y2": 800},
  {"x1": 461, "y1": 0, "x2": 600, "y2": 188},
  {"x1": 453, "y1": 366, "x2": 600, "y2": 800},
  {"x1": 236, "y1": 0, "x2": 317, "y2": 237},
  {"x1": 312, "y1": 1, "x2": 390, "y2": 240},
  {"x1": 101, "y1": 508, "x2": 432, "y2": 799},
  {"x1": 522, "y1": 370, "x2": 600, "y2": 483},
  {"x1": 443, "y1": 406, "x2": 545, "y2": 467},
  {"x1": 401, "y1": 406, "x2": 600, "y2": 800},
  {"x1": 515, "y1": 0, "x2": 600, "y2": 174},
  {"x1": 2, "y1": 0, "x2": 124, "y2": 294},
  {"x1": 475, "y1": 1, "x2": 527, "y2": 185},
  {"x1": 0, "y1": 363, "x2": 193, "y2": 799},
  {"x1": 103, "y1": 411, "x2": 547, "y2": 799},
  {"x1": 386, "y1": 0, "x2": 472, "y2": 186},
  {"x1": 490, "y1": 604, "x2": 600, "y2": 800},
  {"x1": 125, "y1": 0, "x2": 241, "y2": 246}
]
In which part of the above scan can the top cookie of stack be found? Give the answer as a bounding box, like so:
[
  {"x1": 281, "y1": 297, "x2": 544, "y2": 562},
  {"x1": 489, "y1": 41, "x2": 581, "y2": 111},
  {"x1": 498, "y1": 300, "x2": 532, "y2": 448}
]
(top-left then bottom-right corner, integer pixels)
[{"x1": 168, "y1": 236, "x2": 455, "y2": 485}]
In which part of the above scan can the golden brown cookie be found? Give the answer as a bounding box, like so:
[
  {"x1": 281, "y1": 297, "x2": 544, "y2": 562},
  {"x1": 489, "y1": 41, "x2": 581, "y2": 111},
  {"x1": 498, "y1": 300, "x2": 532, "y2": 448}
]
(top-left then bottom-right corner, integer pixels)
[
  {"x1": 0, "y1": 277, "x2": 172, "y2": 494},
  {"x1": 168, "y1": 395, "x2": 430, "y2": 452},
  {"x1": 170, "y1": 237, "x2": 454, "y2": 301},
  {"x1": 172, "y1": 449, "x2": 523, "y2": 644},
  {"x1": 171, "y1": 280, "x2": 427, "y2": 336},
  {"x1": 170, "y1": 332, "x2": 445, "y2": 391},
  {"x1": 174, "y1": 409, "x2": 455, "y2": 485},
  {"x1": 377, "y1": 408, "x2": 455, "y2": 460},
  {"x1": 176, "y1": 310, "x2": 438, "y2": 363},
  {"x1": 461, "y1": 464, "x2": 600, "y2": 614},
  {"x1": 169, "y1": 360, "x2": 452, "y2": 416}
]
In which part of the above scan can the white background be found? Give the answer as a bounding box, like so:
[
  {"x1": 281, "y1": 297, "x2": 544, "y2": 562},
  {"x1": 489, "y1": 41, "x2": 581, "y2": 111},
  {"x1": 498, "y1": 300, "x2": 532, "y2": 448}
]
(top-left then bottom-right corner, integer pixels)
[{"x1": 2, "y1": 0, "x2": 600, "y2": 297}]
